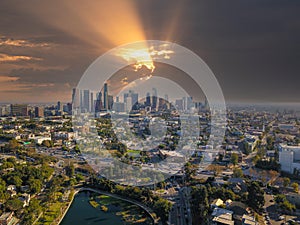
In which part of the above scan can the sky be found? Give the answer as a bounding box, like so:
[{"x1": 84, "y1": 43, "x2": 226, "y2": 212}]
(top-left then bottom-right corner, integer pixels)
[{"x1": 0, "y1": 0, "x2": 299, "y2": 103}]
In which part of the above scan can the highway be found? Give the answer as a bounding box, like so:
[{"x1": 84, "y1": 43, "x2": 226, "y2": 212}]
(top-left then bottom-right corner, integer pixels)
[{"x1": 169, "y1": 187, "x2": 192, "y2": 225}]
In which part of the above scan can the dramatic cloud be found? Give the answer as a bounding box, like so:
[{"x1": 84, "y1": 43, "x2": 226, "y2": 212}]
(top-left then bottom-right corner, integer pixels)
[
  {"x1": 0, "y1": 53, "x2": 42, "y2": 63},
  {"x1": 0, "y1": 36, "x2": 51, "y2": 48},
  {"x1": 0, "y1": 0, "x2": 299, "y2": 103},
  {"x1": 0, "y1": 75, "x2": 19, "y2": 82}
]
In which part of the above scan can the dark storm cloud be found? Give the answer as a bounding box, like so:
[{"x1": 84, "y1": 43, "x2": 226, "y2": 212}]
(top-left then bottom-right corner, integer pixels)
[
  {"x1": 137, "y1": 0, "x2": 300, "y2": 102},
  {"x1": 0, "y1": 0, "x2": 299, "y2": 103}
]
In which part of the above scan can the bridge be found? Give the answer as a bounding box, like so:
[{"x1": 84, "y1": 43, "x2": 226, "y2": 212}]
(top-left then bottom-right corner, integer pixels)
[{"x1": 75, "y1": 187, "x2": 160, "y2": 225}]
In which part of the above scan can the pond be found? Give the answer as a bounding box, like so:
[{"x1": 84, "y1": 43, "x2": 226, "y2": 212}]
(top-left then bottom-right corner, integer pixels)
[{"x1": 60, "y1": 191, "x2": 153, "y2": 225}]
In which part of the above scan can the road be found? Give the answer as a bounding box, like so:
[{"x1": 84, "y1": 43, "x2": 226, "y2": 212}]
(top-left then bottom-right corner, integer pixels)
[{"x1": 169, "y1": 187, "x2": 192, "y2": 225}]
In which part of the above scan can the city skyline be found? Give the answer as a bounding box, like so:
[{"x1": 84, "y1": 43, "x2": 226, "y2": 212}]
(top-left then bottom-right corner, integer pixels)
[
  {"x1": 0, "y1": 0, "x2": 299, "y2": 103},
  {"x1": 72, "y1": 82, "x2": 201, "y2": 114}
]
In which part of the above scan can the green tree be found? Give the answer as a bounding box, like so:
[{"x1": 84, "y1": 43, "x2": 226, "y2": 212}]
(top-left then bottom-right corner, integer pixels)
[
  {"x1": 283, "y1": 177, "x2": 290, "y2": 188},
  {"x1": 291, "y1": 182, "x2": 299, "y2": 193},
  {"x1": 42, "y1": 140, "x2": 53, "y2": 148},
  {"x1": 233, "y1": 168, "x2": 244, "y2": 178},
  {"x1": 218, "y1": 153, "x2": 224, "y2": 162},
  {"x1": 23, "y1": 198, "x2": 43, "y2": 225},
  {"x1": 184, "y1": 162, "x2": 197, "y2": 182},
  {"x1": 231, "y1": 153, "x2": 239, "y2": 166},
  {"x1": 8, "y1": 139, "x2": 19, "y2": 150},
  {"x1": 6, "y1": 197, "x2": 23, "y2": 211},
  {"x1": 191, "y1": 186, "x2": 209, "y2": 224},
  {"x1": 7, "y1": 175, "x2": 23, "y2": 187},
  {"x1": 275, "y1": 194, "x2": 296, "y2": 212},
  {"x1": 247, "y1": 181, "x2": 265, "y2": 211},
  {"x1": 29, "y1": 178, "x2": 42, "y2": 193},
  {"x1": 153, "y1": 198, "x2": 172, "y2": 224},
  {"x1": 65, "y1": 163, "x2": 75, "y2": 177},
  {"x1": 74, "y1": 144, "x2": 80, "y2": 153}
]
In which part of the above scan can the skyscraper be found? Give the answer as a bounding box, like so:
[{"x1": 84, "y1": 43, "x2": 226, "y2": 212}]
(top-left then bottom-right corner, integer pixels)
[
  {"x1": 145, "y1": 92, "x2": 151, "y2": 107},
  {"x1": 35, "y1": 106, "x2": 44, "y2": 117},
  {"x1": 57, "y1": 101, "x2": 62, "y2": 111},
  {"x1": 125, "y1": 96, "x2": 132, "y2": 112},
  {"x1": 95, "y1": 91, "x2": 103, "y2": 112},
  {"x1": 83, "y1": 90, "x2": 90, "y2": 112},
  {"x1": 90, "y1": 92, "x2": 94, "y2": 112},
  {"x1": 10, "y1": 104, "x2": 28, "y2": 116},
  {"x1": 72, "y1": 88, "x2": 80, "y2": 109},
  {"x1": 108, "y1": 95, "x2": 114, "y2": 110},
  {"x1": 164, "y1": 94, "x2": 169, "y2": 102},
  {"x1": 124, "y1": 93, "x2": 128, "y2": 105},
  {"x1": 129, "y1": 90, "x2": 138, "y2": 109},
  {"x1": 187, "y1": 96, "x2": 193, "y2": 110},
  {"x1": 103, "y1": 83, "x2": 108, "y2": 110},
  {"x1": 152, "y1": 88, "x2": 158, "y2": 110},
  {"x1": 175, "y1": 99, "x2": 183, "y2": 111},
  {"x1": 72, "y1": 88, "x2": 76, "y2": 103}
]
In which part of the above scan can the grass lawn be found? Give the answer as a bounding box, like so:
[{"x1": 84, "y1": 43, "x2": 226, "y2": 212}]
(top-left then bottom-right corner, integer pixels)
[
  {"x1": 36, "y1": 202, "x2": 66, "y2": 225},
  {"x1": 97, "y1": 195, "x2": 121, "y2": 205},
  {"x1": 127, "y1": 149, "x2": 141, "y2": 154}
]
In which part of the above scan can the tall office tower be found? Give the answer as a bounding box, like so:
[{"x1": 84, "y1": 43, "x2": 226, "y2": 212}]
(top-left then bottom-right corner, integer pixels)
[
  {"x1": 35, "y1": 106, "x2": 44, "y2": 117},
  {"x1": 90, "y1": 92, "x2": 94, "y2": 112},
  {"x1": 124, "y1": 92, "x2": 129, "y2": 104},
  {"x1": 57, "y1": 101, "x2": 62, "y2": 111},
  {"x1": 123, "y1": 90, "x2": 139, "y2": 110},
  {"x1": 145, "y1": 92, "x2": 151, "y2": 106},
  {"x1": 125, "y1": 96, "x2": 132, "y2": 112},
  {"x1": 113, "y1": 102, "x2": 125, "y2": 112},
  {"x1": 10, "y1": 104, "x2": 28, "y2": 116},
  {"x1": 152, "y1": 88, "x2": 158, "y2": 110},
  {"x1": 182, "y1": 97, "x2": 187, "y2": 111},
  {"x1": 116, "y1": 96, "x2": 119, "y2": 103},
  {"x1": 108, "y1": 95, "x2": 114, "y2": 110},
  {"x1": 103, "y1": 83, "x2": 108, "y2": 110},
  {"x1": 164, "y1": 94, "x2": 169, "y2": 101},
  {"x1": 204, "y1": 98, "x2": 209, "y2": 111},
  {"x1": 158, "y1": 97, "x2": 166, "y2": 110},
  {"x1": 82, "y1": 90, "x2": 90, "y2": 112},
  {"x1": 175, "y1": 99, "x2": 183, "y2": 111},
  {"x1": 0, "y1": 106, "x2": 5, "y2": 116},
  {"x1": 95, "y1": 91, "x2": 103, "y2": 112},
  {"x1": 195, "y1": 102, "x2": 202, "y2": 109},
  {"x1": 72, "y1": 88, "x2": 76, "y2": 103},
  {"x1": 0, "y1": 105, "x2": 10, "y2": 116},
  {"x1": 72, "y1": 88, "x2": 80, "y2": 109},
  {"x1": 66, "y1": 103, "x2": 72, "y2": 114},
  {"x1": 187, "y1": 96, "x2": 193, "y2": 110},
  {"x1": 131, "y1": 92, "x2": 139, "y2": 109},
  {"x1": 80, "y1": 90, "x2": 83, "y2": 109}
]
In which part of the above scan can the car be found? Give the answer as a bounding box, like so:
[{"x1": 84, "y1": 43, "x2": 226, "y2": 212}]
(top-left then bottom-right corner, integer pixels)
[{"x1": 279, "y1": 216, "x2": 285, "y2": 220}]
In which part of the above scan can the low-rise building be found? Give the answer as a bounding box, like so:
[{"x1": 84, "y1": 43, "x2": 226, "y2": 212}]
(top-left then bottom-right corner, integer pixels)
[
  {"x1": 242, "y1": 214, "x2": 258, "y2": 225},
  {"x1": 0, "y1": 212, "x2": 18, "y2": 225},
  {"x1": 211, "y1": 207, "x2": 234, "y2": 225},
  {"x1": 7, "y1": 185, "x2": 17, "y2": 197},
  {"x1": 279, "y1": 144, "x2": 300, "y2": 174},
  {"x1": 30, "y1": 136, "x2": 51, "y2": 145},
  {"x1": 211, "y1": 199, "x2": 224, "y2": 209},
  {"x1": 18, "y1": 193, "x2": 30, "y2": 207}
]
